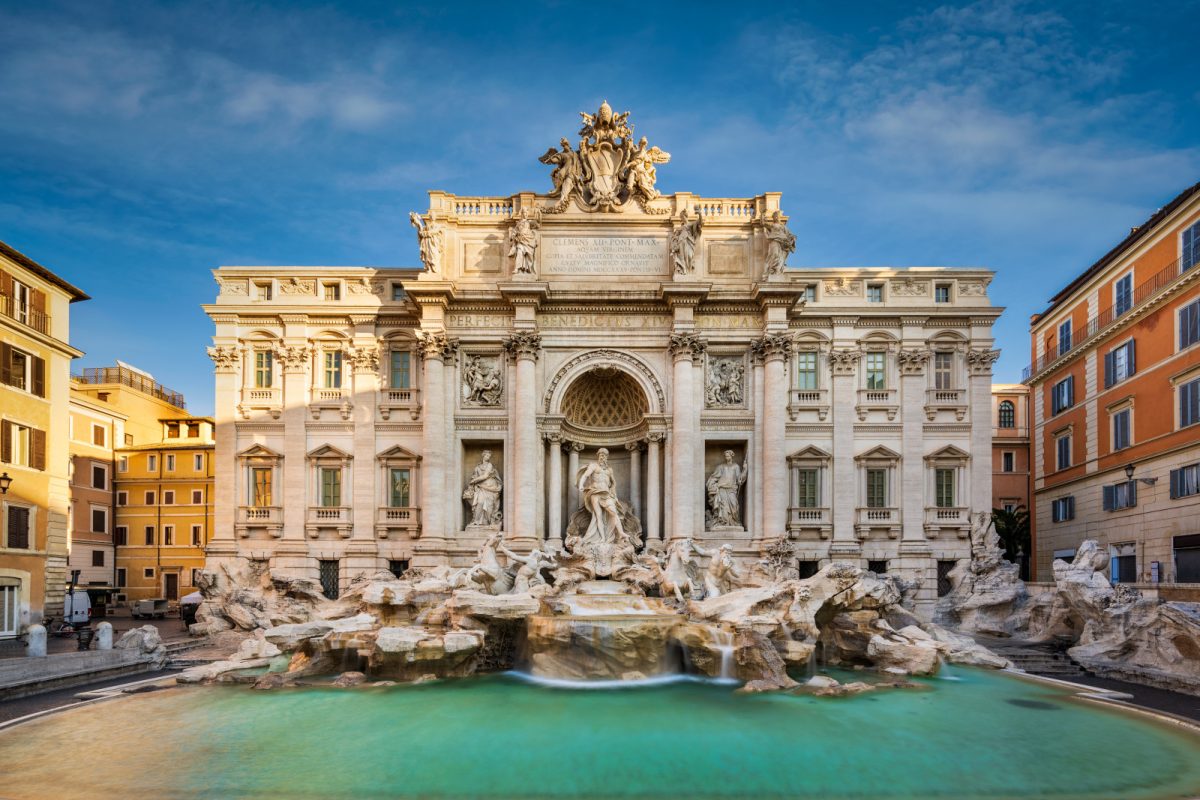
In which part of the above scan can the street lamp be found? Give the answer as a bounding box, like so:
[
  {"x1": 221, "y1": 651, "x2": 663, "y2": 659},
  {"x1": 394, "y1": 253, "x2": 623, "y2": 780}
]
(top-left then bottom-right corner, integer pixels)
[
  {"x1": 0, "y1": 472, "x2": 11, "y2": 494},
  {"x1": 1124, "y1": 464, "x2": 1158, "y2": 486}
]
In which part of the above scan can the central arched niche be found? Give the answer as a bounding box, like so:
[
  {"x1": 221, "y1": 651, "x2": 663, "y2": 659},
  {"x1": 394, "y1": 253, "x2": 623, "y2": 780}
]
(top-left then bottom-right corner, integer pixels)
[{"x1": 559, "y1": 367, "x2": 648, "y2": 442}]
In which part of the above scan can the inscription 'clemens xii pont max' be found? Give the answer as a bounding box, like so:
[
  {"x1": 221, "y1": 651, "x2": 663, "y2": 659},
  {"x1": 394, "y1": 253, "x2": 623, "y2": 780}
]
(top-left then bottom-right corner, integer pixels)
[{"x1": 540, "y1": 236, "x2": 666, "y2": 276}]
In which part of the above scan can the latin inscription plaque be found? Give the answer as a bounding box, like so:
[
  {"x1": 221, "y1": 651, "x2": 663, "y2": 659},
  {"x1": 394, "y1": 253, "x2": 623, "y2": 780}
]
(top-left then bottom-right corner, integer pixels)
[{"x1": 540, "y1": 236, "x2": 666, "y2": 276}]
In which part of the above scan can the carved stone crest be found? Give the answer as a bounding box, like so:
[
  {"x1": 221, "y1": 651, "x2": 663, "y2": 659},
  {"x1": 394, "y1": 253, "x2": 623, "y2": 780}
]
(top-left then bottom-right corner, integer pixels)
[{"x1": 705, "y1": 355, "x2": 745, "y2": 408}]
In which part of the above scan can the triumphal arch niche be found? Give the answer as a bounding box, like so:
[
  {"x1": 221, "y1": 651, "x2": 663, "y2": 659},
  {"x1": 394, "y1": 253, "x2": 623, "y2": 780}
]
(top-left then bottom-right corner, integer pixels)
[{"x1": 205, "y1": 101, "x2": 1001, "y2": 610}]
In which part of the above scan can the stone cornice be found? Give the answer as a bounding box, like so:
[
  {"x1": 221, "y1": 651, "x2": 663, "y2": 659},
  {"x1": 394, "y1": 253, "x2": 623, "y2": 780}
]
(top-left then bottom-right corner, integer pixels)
[{"x1": 659, "y1": 282, "x2": 711, "y2": 307}]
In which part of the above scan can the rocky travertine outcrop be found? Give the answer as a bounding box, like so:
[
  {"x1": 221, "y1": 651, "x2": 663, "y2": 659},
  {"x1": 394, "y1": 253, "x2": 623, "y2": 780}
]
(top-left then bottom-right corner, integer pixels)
[{"x1": 115, "y1": 624, "x2": 168, "y2": 668}]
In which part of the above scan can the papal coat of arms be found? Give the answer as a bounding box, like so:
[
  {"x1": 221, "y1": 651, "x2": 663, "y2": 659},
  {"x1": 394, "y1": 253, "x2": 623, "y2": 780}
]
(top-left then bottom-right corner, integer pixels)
[{"x1": 539, "y1": 101, "x2": 670, "y2": 214}]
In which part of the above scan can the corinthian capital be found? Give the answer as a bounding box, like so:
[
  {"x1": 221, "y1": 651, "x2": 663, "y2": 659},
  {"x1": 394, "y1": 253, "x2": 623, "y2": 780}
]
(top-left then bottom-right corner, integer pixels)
[
  {"x1": 206, "y1": 346, "x2": 238, "y2": 372},
  {"x1": 827, "y1": 347, "x2": 862, "y2": 376},
  {"x1": 752, "y1": 333, "x2": 793, "y2": 361},
  {"x1": 668, "y1": 332, "x2": 706, "y2": 361},
  {"x1": 417, "y1": 332, "x2": 459, "y2": 362},
  {"x1": 349, "y1": 345, "x2": 381, "y2": 373},
  {"x1": 896, "y1": 347, "x2": 931, "y2": 375},
  {"x1": 966, "y1": 348, "x2": 1001, "y2": 375},
  {"x1": 504, "y1": 331, "x2": 542, "y2": 361},
  {"x1": 275, "y1": 345, "x2": 310, "y2": 372}
]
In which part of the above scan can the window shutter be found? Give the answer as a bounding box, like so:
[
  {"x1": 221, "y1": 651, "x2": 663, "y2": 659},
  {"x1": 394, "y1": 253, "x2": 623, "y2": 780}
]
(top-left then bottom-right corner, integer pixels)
[
  {"x1": 0, "y1": 420, "x2": 10, "y2": 463},
  {"x1": 30, "y1": 427, "x2": 45, "y2": 471},
  {"x1": 1067, "y1": 376, "x2": 1074, "y2": 406},
  {"x1": 1067, "y1": 497, "x2": 1075, "y2": 519},
  {"x1": 30, "y1": 288, "x2": 46, "y2": 314},
  {"x1": 1102, "y1": 485, "x2": 1114, "y2": 511},
  {"x1": 1129, "y1": 481, "x2": 1137, "y2": 507},
  {"x1": 0, "y1": 342, "x2": 10, "y2": 387},
  {"x1": 1171, "y1": 468, "x2": 1182, "y2": 499},
  {"x1": 31, "y1": 355, "x2": 44, "y2": 397},
  {"x1": 1103, "y1": 351, "x2": 1113, "y2": 388},
  {"x1": 1127, "y1": 341, "x2": 1136, "y2": 377},
  {"x1": 0, "y1": 270, "x2": 11, "y2": 302},
  {"x1": 7, "y1": 506, "x2": 29, "y2": 549}
]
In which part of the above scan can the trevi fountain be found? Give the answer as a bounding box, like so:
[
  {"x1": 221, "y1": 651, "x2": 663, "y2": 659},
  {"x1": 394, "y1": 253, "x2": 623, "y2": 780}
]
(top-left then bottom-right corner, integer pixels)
[{"x1": 4, "y1": 104, "x2": 1200, "y2": 800}]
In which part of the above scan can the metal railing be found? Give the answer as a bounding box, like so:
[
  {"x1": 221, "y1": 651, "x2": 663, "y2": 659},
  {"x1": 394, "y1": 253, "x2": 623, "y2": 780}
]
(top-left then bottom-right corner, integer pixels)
[
  {"x1": 0, "y1": 294, "x2": 50, "y2": 335},
  {"x1": 73, "y1": 366, "x2": 186, "y2": 409},
  {"x1": 1024, "y1": 253, "x2": 1197, "y2": 382}
]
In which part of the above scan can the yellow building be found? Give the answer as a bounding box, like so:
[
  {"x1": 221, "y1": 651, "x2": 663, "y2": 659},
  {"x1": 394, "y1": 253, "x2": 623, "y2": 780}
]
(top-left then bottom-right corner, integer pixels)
[
  {"x1": 0, "y1": 240, "x2": 88, "y2": 635},
  {"x1": 114, "y1": 416, "x2": 214, "y2": 604},
  {"x1": 66, "y1": 389, "x2": 125, "y2": 608}
]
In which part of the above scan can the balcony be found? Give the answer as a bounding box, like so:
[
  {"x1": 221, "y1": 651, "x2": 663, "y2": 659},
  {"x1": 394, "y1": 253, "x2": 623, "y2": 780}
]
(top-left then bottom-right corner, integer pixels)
[
  {"x1": 313, "y1": 387, "x2": 345, "y2": 402},
  {"x1": 924, "y1": 506, "x2": 970, "y2": 538},
  {"x1": 379, "y1": 386, "x2": 421, "y2": 421},
  {"x1": 925, "y1": 388, "x2": 967, "y2": 421},
  {"x1": 856, "y1": 388, "x2": 898, "y2": 421},
  {"x1": 375, "y1": 506, "x2": 422, "y2": 539},
  {"x1": 787, "y1": 388, "x2": 829, "y2": 421},
  {"x1": 787, "y1": 507, "x2": 831, "y2": 538},
  {"x1": 855, "y1": 507, "x2": 900, "y2": 539},
  {"x1": 235, "y1": 506, "x2": 282, "y2": 538},
  {"x1": 0, "y1": 294, "x2": 50, "y2": 335},
  {"x1": 239, "y1": 387, "x2": 282, "y2": 419},
  {"x1": 306, "y1": 506, "x2": 352, "y2": 538}
]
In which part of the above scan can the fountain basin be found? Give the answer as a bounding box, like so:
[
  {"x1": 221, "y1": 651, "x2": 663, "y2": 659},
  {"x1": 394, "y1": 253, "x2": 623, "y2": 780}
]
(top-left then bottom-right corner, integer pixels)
[{"x1": 525, "y1": 610, "x2": 683, "y2": 680}]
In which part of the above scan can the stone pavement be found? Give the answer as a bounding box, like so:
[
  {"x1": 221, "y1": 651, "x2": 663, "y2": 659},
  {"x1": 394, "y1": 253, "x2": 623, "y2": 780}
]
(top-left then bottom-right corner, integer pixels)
[{"x1": 0, "y1": 608, "x2": 193, "y2": 660}]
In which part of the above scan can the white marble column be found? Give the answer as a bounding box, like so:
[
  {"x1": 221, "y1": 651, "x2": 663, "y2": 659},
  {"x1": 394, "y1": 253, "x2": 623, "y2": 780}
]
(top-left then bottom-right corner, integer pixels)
[
  {"x1": 417, "y1": 335, "x2": 454, "y2": 561},
  {"x1": 546, "y1": 433, "x2": 563, "y2": 549},
  {"x1": 646, "y1": 433, "x2": 662, "y2": 540},
  {"x1": 626, "y1": 441, "x2": 642, "y2": 521},
  {"x1": 206, "y1": 347, "x2": 239, "y2": 552},
  {"x1": 506, "y1": 332, "x2": 541, "y2": 547},
  {"x1": 567, "y1": 441, "x2": 583, "y2": 516},
  {"x1": 669, "y1": 334, "x2": 703, "y2": 539},
  {"x1": 758, "y1": 334, "x2": 791, "y2": 542}
]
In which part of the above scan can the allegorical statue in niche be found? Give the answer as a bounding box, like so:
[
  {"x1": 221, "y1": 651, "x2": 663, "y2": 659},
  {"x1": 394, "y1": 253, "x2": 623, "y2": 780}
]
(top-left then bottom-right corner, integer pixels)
[
  {"x1": 462, "y1": 355, "x2": 502, "y2": 406},
  {"x1": 577, "y1": 448, "x2": 628, "y2": 546},
  {"x1": 705, "y1": 358, "x2": 744, "y2": 407},
  {"x1": 463, "y1": 450, "x2": 503, "y2": 528},
  {"x1": 508, "y1": 208, "x2": 540, "y2": 275},
  {"x1": 706, "y1": 450, "x2": 748, "y2": 529},
  {"x1": 763, "y1": 210, "x2": 797, "y2": 275},
  {"x1": 670, "y1": 209, "x2": 703, "y2": 275},
  {"x1": 409, "y1": 211, "x2": 443, "y2": 274}
]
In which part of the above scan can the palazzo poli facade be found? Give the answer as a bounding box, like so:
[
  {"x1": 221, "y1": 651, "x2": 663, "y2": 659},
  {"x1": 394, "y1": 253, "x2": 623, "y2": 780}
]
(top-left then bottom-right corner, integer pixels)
[{"x1": 204, "y1": 105, "x2": 1001, "y2": 612}]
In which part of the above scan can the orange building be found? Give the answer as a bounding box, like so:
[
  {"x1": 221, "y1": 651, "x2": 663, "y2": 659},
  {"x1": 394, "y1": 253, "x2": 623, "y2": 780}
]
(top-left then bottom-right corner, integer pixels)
[
  {"x1": 1027, "y1": 181, "x2": 1200, "y2": 585},
  {"x1": 991, "y1": 384, "x2": 1031, "y2": 513}
]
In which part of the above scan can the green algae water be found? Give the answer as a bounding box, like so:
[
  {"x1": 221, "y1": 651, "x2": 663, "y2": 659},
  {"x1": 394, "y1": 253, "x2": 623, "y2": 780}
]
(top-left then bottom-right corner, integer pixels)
[{"x1": 3, "y1": 667, "x2": 1200, "y2": 799}]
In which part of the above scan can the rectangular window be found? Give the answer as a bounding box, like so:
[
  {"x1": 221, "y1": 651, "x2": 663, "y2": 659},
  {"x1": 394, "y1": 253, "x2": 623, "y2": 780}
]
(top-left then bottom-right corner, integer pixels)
[
  {"x1": 255, "y1": 282, "x2": 272, "y2": 301},
  {"x1": 163, "y1": 525, "x2": 174, "y2": 546},
  {"x1": 1185, "y1": 220, "x2": 1200, "y2": 271},
  {"x1": 795, "y1": 352, "x2": 818, "y2": 390},
  {"x1": 320, "y1": 467, "x2": 342, "y2": 507},
  {"x1": 166, "y1": 424, "x2": 179, "y2": 439},
  {"x1": 933, "y1": 352, "x2": 953, "y2": 390},
  {"x1": 255, "y1": 351, "x2": 273, "y2": 388},
  {"x1": 194, "y1": 453, "x2": 204, "y2": 472},
  {"x1": 187, "y1": 423, "x2": 199, "y2": 438},
  {"x1": 1051, "y1": 376, "x2": 1074, "y2": 415},
  {"x1": 0, "y1": 421, "x2": 42, "y2": 469},
  {"x1": 797, "y1": 468, "x2": 819, "y2": 508},
  {"x1": 1058, "y1": 319, "x2": 1072, "y2": 355},
  {"x1": 934, "y1": 283, "x2": 951, "y2": 303},
  {"x1": 319, "y1": 560, "x2": 339, "y2": 600},
  {"x1": 165, "y1": 454, "x2": 175, "y2": 471},
  {"x1": 163, "y1": 491, "x2": 175, "y2": 505},
  {"x1": 91, "y1": 464, "x2": 106, "y2": 489},
  {"x1": 1056, "y1": 434, "x2": 1071, "y2": 471},
  {"x1": 114, "y1": 526, "x2": 127, "y2": 546},
  {"x1": 1103, "y1": 481, "x2": 1137, "y2": 511},
  {"x1": 116, "y1": 568, "x2": 126, "y2": 587},
  {"x1": 6, "y1": 506, "x2": 30, "y2": 549},
  {"x1": 1112, "y1": 408, "x2": 1131, "y2": 451},
  {"x1": 865, "y1": 469, "x2": 887, "y2": 508},
  {"x1": 390, "y1": 350, "x2": 411, "y2": 390},
  {"x1": 251, "y1": 467, "x2": 273, "y2": 506},
  {"x1": 866, "y1": 284, "x2": 883, "y2": 303},
  {"x1": 1051, "y1": 496, "x2": 1075, "y2": 523},
  {"x1": 92, "y1": 425, "x2": 106, "y2": 447},
  {"x1": 391, "y1": 283, "x2": 406, "y2": 301},
  {"x1": 124, "y1": 434, "x2": 133, "y2": 446},
  {"x1": 90, "y1": 508, "x2": 106, "y2": 533},
  {"x1": 323, "y1": 282, "x2": 340, "y2": 301},
  {"x1": 192, "y1": 490, "x2": 203, "y2": 505},
  {"x1": 116, "y1": 490, "x2": 127, "y2": 506},
  {"x1": 144, "y1": 491, "x2": 155, "y2": 505},
  {"x1": 143, "y1": 568, "x2": 154, "y2": 579},
  {"x1": 324, "y1": 351, "x2": 343, "y2": 389},
  {"x1": 1114, "y1": 273, "x2": 1133, "y2": 316},
  {"x1": 1002, "y1": 452, "x2": 1015, "y2": 473},
  {"x1": 143, "y1": 526, "x2": 154, "y2": 545},
  {"x1": 802, "y1": 284, "x2": 816, "y2": 303},
  {"x1": 0, "y1": 345, "x2": 42, "y2": 396},
  {"x1": 1181, "y1": 377, "x2": 1200, "y2": 428},
  {"x1": 1104, "y1": 340, "x2": 1136, "y2": 388},
  {"x1": 191, "y1": 525, "x2": 202, "y2": 547},
  {"x1": 118, "y1": 456, "x2": 128, "y2": 473},
  {"x1": 147, "y1": 454, "x2": 157, "y2": 472},
  {"x1": 935, "y1": 468, "x2": 955, "y2": 508},
  {"x1": 865, "y1": 353, "x2": 886, "y2": 390},
  {"x1": 1170, "y1": 463, "x2": 1200, "y2": 499},
  {"x1": 91, "y1": 549, "x2": 104, "y2": 567},
  {"x1": 1181, "y1": 299, "x2": 1200, "y2": 350},
  {"x1": 389, "y1": 468, "x2": 411, "y2": 507}
]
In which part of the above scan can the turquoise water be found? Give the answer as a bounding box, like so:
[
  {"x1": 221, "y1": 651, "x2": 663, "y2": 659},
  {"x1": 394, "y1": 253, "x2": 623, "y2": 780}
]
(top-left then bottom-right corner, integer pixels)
[{"x1": 3, "y1": 667, "x2": 1200, "y2": 799}]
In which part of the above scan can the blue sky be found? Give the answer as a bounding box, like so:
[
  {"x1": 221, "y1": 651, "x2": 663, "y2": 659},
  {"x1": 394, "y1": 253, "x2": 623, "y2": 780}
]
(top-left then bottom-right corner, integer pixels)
[{"x1": 2, "y1": 0, "x2": 1198, "y2": 415}]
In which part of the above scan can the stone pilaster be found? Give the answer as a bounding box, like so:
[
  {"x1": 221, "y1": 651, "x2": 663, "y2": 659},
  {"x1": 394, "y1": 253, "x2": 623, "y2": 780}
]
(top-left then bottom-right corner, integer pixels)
[
  {"x1": 350, "y1": 344, "x2": 380, "y2": 543},
  {"x1": 277, "y1": 344, "x2": 310, "y2": 544},
  {"x1": 754, "y1": 333, "x2": 792, "y2": 542},
  {"x1": 646, "y1": 433, "x2": 663, "y2": 541},
  {"x1": 415, "y1": 333, "x2": 456, "y2": 565},
  {"x1": 546, "y1": 433, "x2": 563, "y2": 549},
  {"x1": 505, "y1": 331, "x2": 542, "y2": 547},
  {"x1": 828, "y1": 347, "x2": 861, "y2": 552},
  {"x1": 898, "y1": 347, "x2": 930, "y2": 543},
  {"x1": 207, "y1": 346, "x2": 240, "y2": 553}
]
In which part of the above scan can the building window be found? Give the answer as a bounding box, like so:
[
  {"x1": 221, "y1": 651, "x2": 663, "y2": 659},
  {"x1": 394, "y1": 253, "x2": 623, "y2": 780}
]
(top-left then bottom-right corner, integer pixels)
[
  {"x1": 255, "y1": 351, "x2": 274, "y2": 388},
  {"x1": 165, "y1": 454, "x2": 175, "y2": 471},
  {"x1": 388, "y1": 559, "x2": 410, "y2": 578},
  {"x1": 144, "y1": 491, "x2": 155, "y2": 505},
  {"x1": 319, "y1": 560, "x2": 340, "y2": 600},
  {"x1": 251, "y1": 467, "x2": 273, "y2": 506},
  {"x1": 1002, "y1": 451, "x2": 1015, "y2": 473},
  {"x1": 0, "y1": 421, "x2": 44, "y2": 470},
  {"x1": 116, "y1": 568, "x2": 126, "y2": 587},
  {"x1": 1112, "y1": 408, "x2": 1132, "y2": 451},
  {"x1": 323, "y1": 282, "x2": 341, "y2": 301},
  {"x1": 124, "y1": 434, "x2": 133, "y2": 446},
  {"x1": 91, "y1": 464, "x2": 106, "y2": 489},
  {"x1": 1114, "y1": 273, "x2": 1133, "y2": 316},
  {"x1": 0, "y1": 345, "x2": 44, "y2": 397},
  {"x1": 1170, "y1": 462, "x2": 1200, "y2": 499},
  {"x1": 1058, "y1": 319, "x2": 1072, "y2": 355},
  {"x1": 1104, "y1": 340, "x2": 1136, "y2": 387},
  {"x1": 933, "y1": 352, "x2": 953, "y2": 390},
  {"x1": 998, "y1": 400, "x2": 1015, "y2": 428},
  {"x1": 1110, "y1": 543, "x2": 1137, "y2": 583},
  {"x1": 187, "y1": 423, "x2": 199, "y2": 438},
  {"x1": 795, "y1": 352, "x2": 818, "y2": 390},
  {"x1": 191, "y1": 525, "x2": 202, "y2": 546},
  {"x1": 1051, "y1": 376, "x2": 1074, "y2": 415},
  {"x1": 865, "y1": 468, "x2": 888, "y2": 508},
  {"x1": 1051, "y1": 496, "x2": 1075, "y2": 522},
  {"x1": 866, "y1": 284, "x2": 884, "y2": 303},
  {"x1": 1184, "y1": 220, "x2": 1200, "y2": 271},
  {"x1": 92, "y1": 425, "x2": 106, "y2": 447},
  {"x1": 797, "y1": 468, "x2": 819, "y2": 508},
  {"x1": 391, "y1": 283, "x2": 406, "y2": 301},
  {"x1": 935, "y1": 468, "x2": 955, "y2": 508},
  {"x1": 1103, "y1": 481, "x2": 1137, "y2": 511},
  {"x1": 92, "y1": 550, "x2": 104, "y2": 567},
  {"x1": 118, "y1": 456, "x2": 128, "y2": 472},
  {"x1": 192, "y1": 489, "x2": 203, "y2": 504},
  {"x1": 164, "y1": 525, "x2": 174, "y2": 546},
  {"x1": 143, "y1": 526, "x2": 154, "y2": 545},
  {"x1": 6, "y1": 506, "x2": 30, "y2": 549},
  {"x1": 147, "y1": 454, "x2": 157, "y2": 472},
  {"x1": 867, "y1": 560, "x2": 888, "y2": 575},
  {"x1": 390, "y1": 350, "x2": 411, "y2": 390},
  {"x1": 166, "y1": 424, "x2": 179, "y2": 439},
  {"x1": 1181, "y1": 376, "x2": 1200, "y2": 428},
  {"x1": 865, "y1": 353, "x2": 886, "y2": 390},
  {"x1": 802, "y1": 284, "x2": 816, "y2": 303},
  {"x1": 1176, "y1": 534, "x2": 1200, "y2": 582},
  {"x1": 389, "y1": 468, "x2": 411, "y2": 507},
  {"x1": 324, "y1": 351, "x2": 343, "y2": 389},
  {"x1": 254, "y1": 282, "x2": 272, "y2": 301},
  {"x1": 1181, "y1": 298, "x2": 1200, "y2": 350},
  {"x1": 163, "y1": 490, "x2": 175, "y2": 505},
  {"x1": 114, "y1": 526, "x2": 127, "y2": 546},
  {"x1": 194, "y1": 453, "x2": 204, "y2": 471},
  {"x1": 116, "y1": 492, "x2": 127, "y2": 506},
  {"x1": 1056, "y1": 434, "x2": 1071, "y2": 471},
  {"x1": 934, "y1": 283, "x2": 951, "y2": 304},
  {"x1": 320, "y1": 467, "x2": 342, "y2": 507},
  {"x1": 90, "y1": 507, "x2": 107, "y2": 534},
  {"x1": 143, "y1": 568, "x2": 154, "y2": 579}
]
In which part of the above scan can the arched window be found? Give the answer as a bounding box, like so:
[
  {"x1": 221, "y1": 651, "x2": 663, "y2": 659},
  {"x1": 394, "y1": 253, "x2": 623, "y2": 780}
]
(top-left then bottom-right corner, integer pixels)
[{"x1": 998, "y1": 400, "x2": 1015, "y2": 429}]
